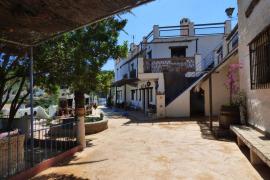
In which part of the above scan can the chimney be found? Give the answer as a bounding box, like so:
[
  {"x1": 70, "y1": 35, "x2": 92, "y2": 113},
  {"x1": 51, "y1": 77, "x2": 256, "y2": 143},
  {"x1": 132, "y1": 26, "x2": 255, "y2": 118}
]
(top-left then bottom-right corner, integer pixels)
[
  {"x1": 153, "y1": 25, "x2": 159, "y2": 39},
  {"x1": 180, "y1": 18, "x2": 192, "y2": 36}
]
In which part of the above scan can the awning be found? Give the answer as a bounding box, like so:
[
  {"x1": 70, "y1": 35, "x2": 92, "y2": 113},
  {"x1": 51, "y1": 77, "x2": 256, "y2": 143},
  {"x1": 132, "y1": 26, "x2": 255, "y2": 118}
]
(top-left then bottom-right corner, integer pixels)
[
  {"x1": 112, "y1": 78, "x2": 139, "y2": 87},
  {"x1": 0, "y1": 0, "x2": 153, "y2": 47}
]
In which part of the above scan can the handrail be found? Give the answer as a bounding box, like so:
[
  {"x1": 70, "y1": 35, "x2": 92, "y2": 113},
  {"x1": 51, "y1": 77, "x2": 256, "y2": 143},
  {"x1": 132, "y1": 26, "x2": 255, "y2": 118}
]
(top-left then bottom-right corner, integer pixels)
[{"x1": 144, "y1": 57, "x2": 195, "y2": 62}]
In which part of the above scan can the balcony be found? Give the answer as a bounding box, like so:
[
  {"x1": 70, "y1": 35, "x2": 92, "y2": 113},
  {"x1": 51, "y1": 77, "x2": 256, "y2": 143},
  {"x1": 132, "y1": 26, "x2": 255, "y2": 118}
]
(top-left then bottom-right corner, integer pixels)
[{"x1": 144, "y1": 57, "x2": 195, "y2": 73}]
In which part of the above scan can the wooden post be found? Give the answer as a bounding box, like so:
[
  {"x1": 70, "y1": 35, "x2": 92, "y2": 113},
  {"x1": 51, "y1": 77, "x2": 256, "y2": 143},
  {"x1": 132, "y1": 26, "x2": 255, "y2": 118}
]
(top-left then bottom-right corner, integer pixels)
[
  {"x1": 115, "y1": 86, "x2": 118, "y2": 105},
  {"x1": 124, "y1": 84, "x2": 127, "y2": 103},
  {"x1": 250, "y1": 150, "x2": 263, "y2": 165},
  {"x1": 209, "y1": 75, "x2": 213, "y2": 130}
]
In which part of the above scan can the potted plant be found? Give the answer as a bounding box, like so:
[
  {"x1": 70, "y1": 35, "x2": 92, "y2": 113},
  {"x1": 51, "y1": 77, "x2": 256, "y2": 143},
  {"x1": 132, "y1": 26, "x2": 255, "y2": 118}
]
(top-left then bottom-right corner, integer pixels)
[{"x1": 219, "y1": 63, "x2": 242, "y2": 129}]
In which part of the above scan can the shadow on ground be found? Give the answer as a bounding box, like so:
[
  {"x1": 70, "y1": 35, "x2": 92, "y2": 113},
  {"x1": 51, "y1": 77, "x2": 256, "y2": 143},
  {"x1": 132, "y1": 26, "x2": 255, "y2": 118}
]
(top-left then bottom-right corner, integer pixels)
[
  {"x1": 239, "y1": 145, "x2": 270, "y2": 179},
  {"x1": 31, "y1": 173, "x2": 89, "y2": 180}
]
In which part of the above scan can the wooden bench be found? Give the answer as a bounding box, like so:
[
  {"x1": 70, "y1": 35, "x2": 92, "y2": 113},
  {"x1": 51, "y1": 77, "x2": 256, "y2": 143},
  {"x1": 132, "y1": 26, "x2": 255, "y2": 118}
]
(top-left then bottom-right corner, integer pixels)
[{"x1": 231, "y1": 125, "x2": 270, "y2": 167}]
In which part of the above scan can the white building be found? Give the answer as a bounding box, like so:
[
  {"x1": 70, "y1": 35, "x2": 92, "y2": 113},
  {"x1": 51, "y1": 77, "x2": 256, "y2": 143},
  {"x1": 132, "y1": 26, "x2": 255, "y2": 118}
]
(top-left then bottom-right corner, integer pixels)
[
  {"x1": 238, "y1": 0, "x2": 270, "y2": 134},
  {"x1": 113, "y1": 18, "x2": 232, "y2": 118}
]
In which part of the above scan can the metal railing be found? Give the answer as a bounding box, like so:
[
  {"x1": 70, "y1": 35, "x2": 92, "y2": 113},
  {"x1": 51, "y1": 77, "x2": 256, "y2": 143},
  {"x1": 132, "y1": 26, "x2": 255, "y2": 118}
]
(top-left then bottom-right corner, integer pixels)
[
  {"x1": 144, "y1": 57, "x2": 195, "y2": 73},
  {"x1": 0, "y1": 116, "x2": 78, "y2": 178},
  {"x1": 154, "y1": 22, "x2": 225, "y2": 39},
  {"x1": 159, "y1": 25, "x2": 190, "y2": 38},
  {"x1": 227, "y1": 31, "x2": 238, "y2": 54},
  {"x1": 194, "y1": 23, "x2": 225, "y2": 36}
]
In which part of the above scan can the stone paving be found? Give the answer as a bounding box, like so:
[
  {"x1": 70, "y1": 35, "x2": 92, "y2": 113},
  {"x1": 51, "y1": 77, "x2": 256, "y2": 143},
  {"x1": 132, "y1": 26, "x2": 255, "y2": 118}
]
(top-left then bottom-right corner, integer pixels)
[{"x1": 32, "y1": 107, "x2": 269, "y2": 180}]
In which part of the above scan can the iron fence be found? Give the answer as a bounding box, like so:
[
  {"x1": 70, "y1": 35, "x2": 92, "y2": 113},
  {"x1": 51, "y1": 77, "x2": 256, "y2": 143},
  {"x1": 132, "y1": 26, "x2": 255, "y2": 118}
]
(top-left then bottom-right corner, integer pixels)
[{"x1": 0, "y1": 116, "x2": 78, "y2": 179}]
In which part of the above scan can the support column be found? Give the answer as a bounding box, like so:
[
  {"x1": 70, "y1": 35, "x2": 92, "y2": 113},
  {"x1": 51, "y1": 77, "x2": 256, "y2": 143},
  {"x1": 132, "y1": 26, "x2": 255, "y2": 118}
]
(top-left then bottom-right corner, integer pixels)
[
  {"x1": 124, "y1": 84, "x2": 127, "y2": 103},
  {"x1": 75, "y1": 91, "x2": 86, "y2": 148},
  {"x1": 115, "y1": 86, "x2": 118, "y2": 105},
  {"x1": 124, "y1": 84, "x2": 127, "y2": 109},
  {"x1": 237, "y1": 137, "x2": 245, "y2": 147},
  {"x1": 209, "y1": 74, "x2": 213, "y2": 130},
  {"x1": 29, "y1": 47, "x2": 34, "y2": 165},
  {"x1": 250, "y1": 150, "x2": 263, "y2": 165}
]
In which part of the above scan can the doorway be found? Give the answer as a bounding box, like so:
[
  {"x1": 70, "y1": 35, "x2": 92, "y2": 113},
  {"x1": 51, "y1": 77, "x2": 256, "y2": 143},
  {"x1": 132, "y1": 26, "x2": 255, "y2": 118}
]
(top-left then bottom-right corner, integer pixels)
[{"x1": 190, "y1": 88, "x2": 205, "y2": 116}]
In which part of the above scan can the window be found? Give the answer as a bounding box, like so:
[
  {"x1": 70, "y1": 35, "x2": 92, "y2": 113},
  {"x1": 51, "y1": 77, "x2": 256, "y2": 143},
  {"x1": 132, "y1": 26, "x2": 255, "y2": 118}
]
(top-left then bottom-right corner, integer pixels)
[
  {"x1": 139, "y1": 89, "x2": 141, "y2": 100},
  {"x1": 131, "y1": 90, "x2": 135, "y2": 100},
  {"x1": 147, "y1": 51, "x2": 152, "y2": 59},
  {"x1": 250, "y1": 25, "x2": 270, "y2": 89},
  {"x1": 136, "y1": 89, "x2": 138, "y2": 100},
  {"x1": 170, "y1": 46, "x2": 187, "y2": 58}
]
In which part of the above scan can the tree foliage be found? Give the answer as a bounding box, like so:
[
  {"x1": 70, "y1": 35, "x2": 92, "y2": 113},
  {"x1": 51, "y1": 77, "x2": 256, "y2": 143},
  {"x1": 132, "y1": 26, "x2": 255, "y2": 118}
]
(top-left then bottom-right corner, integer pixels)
[
  {"x1": 0, "y1": 53, "x2": 30, "y2": 128},
  {"x1": 0, "y1": 16, "x2": 126, "y2": 127},
  {"x1": 95, "y1": 70, "x2": 114, "y2": 97},
  {"x1": 35, "y1": 17, "x2": 127, "y2": 95}
]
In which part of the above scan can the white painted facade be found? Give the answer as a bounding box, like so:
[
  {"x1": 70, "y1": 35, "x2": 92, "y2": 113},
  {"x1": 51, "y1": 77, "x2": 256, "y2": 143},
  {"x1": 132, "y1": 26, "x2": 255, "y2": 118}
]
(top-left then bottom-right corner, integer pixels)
[
  {"x1": 238, "y1": 0, "x2": 270, "y2": 133},
  {"x1": 113, "y1": 18, "x2": 231, "y2": 118}
]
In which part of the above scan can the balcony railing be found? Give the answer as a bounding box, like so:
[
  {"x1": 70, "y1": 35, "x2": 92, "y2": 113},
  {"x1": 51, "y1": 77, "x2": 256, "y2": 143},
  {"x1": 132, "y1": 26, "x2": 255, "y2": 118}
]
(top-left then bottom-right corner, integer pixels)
[
  {"x1": 227, "y1": 29, "x2": 238, "y2": 54},
  {"x1": 144, "y1": 57, "x2": 195, "y2": 73},
  {"x1": 154, "y1": 22, "x2": 225, "y2": 39}
]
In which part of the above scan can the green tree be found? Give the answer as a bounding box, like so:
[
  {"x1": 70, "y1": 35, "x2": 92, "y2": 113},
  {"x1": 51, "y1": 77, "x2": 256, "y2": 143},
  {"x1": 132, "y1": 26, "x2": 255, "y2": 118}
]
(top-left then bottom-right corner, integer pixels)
[
  {"x1": 96, "y1": 70, "x2": 114, "y2": 97},
  {"x1": 0, "y1": 52, "x2": 30, "y2": 129},
  {"x1": 34, "y1": 17, "x2": 127, "y2": 147}
]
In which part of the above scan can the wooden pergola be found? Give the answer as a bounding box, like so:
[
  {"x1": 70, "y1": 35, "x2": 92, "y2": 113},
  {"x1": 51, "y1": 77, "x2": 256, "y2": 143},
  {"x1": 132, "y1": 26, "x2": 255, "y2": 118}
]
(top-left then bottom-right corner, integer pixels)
[
  {"x1": 0, "y1": 0, "x2": 153, "y2": 149},
  {"x1": 0, "y1": 0, "x2": 153, "y2": 47}
]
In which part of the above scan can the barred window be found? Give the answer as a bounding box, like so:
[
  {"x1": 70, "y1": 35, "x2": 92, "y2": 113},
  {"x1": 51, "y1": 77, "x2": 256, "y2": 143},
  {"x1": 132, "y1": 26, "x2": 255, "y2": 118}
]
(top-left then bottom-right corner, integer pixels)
[{"x1": 250, "y1": 25, "x2": 270, "y2": 89}]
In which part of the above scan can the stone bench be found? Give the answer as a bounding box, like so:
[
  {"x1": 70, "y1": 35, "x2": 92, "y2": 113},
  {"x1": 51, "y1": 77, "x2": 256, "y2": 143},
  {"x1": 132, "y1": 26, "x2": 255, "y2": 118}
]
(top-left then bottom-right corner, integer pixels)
[{"x1": 231, "y1": 125, "x2": 270, "y2": 167}]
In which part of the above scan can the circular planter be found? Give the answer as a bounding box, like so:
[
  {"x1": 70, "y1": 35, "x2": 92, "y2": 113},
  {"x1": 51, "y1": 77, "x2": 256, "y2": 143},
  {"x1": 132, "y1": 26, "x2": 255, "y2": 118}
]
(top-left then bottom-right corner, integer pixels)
[
  {"x1": 85, "y1": 119, "x2": 108, "y2": 135},
  {"x1": 219, "y1": 105, "x2": 240, "y2": 129}
]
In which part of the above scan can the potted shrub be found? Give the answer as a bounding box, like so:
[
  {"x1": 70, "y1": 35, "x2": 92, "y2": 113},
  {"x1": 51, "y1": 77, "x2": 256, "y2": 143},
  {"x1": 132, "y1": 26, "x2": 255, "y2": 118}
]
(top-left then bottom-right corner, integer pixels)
[{"x1": 219, "y1": 63, "x2": 242, "y2": 129}]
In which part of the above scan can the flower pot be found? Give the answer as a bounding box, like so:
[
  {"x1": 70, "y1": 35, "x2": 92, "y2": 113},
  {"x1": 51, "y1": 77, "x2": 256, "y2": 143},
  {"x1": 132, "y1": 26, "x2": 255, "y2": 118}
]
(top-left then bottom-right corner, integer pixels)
[{"x1": 219, "y1": 105, "x2": 240, "y2": 129}]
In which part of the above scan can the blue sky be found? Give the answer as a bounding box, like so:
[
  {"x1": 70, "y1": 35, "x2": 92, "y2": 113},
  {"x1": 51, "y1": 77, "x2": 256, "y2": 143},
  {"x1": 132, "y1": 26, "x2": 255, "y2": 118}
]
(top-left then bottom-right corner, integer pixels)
[{"x1": 102, "y1": 0, "x2": 238, "y2": 71}]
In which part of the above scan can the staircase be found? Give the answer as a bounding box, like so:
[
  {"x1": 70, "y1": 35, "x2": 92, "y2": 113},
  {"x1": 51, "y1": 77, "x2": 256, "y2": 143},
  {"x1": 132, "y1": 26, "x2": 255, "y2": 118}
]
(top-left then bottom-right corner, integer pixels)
[
  {"x1": 164, "y1": 72, "x2": 201, "y2": 106},
  {"x1": 165, "y1": 51, "x2": 215, "y2": 107}
]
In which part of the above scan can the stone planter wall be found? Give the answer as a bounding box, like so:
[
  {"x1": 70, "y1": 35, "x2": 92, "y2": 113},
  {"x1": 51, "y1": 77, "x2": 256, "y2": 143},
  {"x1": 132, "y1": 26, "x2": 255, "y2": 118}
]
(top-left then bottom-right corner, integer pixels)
[{"x1": 85, "y1": 119, "x2": 108, "y2": 135}]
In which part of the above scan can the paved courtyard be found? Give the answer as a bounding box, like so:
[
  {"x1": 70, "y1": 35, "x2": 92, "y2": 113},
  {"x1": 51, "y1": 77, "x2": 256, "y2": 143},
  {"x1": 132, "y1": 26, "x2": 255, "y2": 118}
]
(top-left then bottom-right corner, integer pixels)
[{"x1": 33, "y1": 108, "x2": 268, "y2": 180}]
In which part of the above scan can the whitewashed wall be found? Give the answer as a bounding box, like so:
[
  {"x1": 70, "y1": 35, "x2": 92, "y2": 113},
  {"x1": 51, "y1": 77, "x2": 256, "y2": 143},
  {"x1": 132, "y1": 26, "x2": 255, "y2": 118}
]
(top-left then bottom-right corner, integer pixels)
[
  {"x1": 238, "y1": 0, "x2": 270, "y2": 133},
  {"x1": 201, "y1": 55, "x2": 238, "y2": 116},
  {"x1": 115, "y1": 57, "x2": 138, "y2": 82},
  {"x1": 148, "y1": 35, "x2": 223, "y2": 61},
  {"x1": 165, "y1": 90, "x2": 190, "y2": 117}
]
